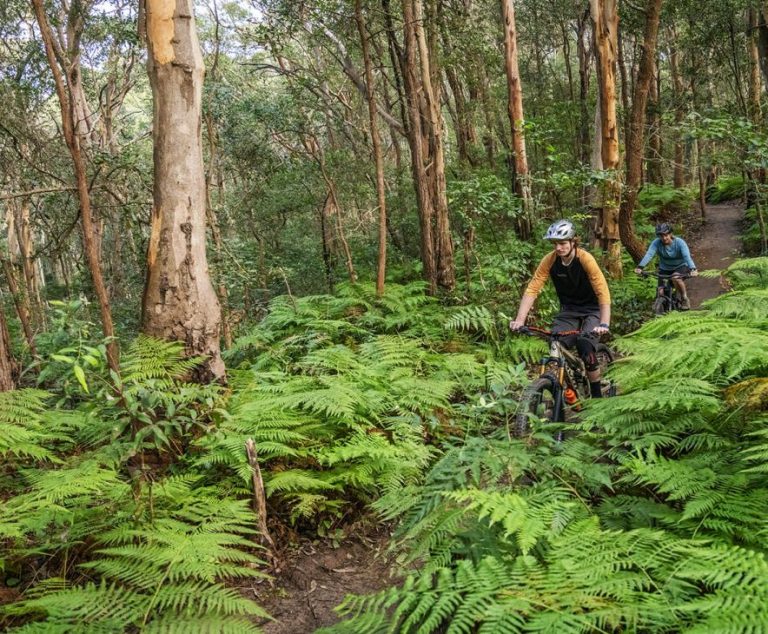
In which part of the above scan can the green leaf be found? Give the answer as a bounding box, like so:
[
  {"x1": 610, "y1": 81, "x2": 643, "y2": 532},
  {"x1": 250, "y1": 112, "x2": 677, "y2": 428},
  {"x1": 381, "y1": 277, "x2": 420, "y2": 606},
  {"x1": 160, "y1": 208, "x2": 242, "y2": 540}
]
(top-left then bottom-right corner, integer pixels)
[{"x1": 73, "y1": 364, "x2": 89, "y2": 393}]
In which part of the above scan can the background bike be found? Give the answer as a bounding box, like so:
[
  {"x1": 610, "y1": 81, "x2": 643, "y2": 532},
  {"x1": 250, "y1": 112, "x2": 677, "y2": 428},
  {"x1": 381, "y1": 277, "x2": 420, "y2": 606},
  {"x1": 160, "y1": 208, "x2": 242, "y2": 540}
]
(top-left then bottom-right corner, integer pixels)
[
  {"x1": 639, "y1": 271, "x2": 691, "y2": 315},
  {"x1": 514, "y1": 326, "x2": 615, "y2": 438}
]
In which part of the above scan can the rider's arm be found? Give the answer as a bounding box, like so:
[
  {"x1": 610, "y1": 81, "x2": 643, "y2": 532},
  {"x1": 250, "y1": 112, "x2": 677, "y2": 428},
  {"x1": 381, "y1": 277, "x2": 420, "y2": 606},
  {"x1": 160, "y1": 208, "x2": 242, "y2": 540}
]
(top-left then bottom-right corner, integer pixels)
[
  {"x1": 524, "y1": 252, "x2": 556, "y2": 298},
  {"x1": 636, "y1": 239, "x2": 659, "y2": 269},
  {"x1": 510, "y1": 253, "x2": 555, "y2": 329},
  {"x1": 579, "y1": 250, "x2": 611, "y2": 306},
  {"x1": 510, "y1": 294, "x2": 536, "y2": 328},
  {"x1": 579, "y1": 250, "x2": 611, "y2": 331},
  {"x1": 678, "y1": 238, "x2": 697, "y2": 270},
  {"x1": 599, "y1": 303, "x2": 611, "y2": 329}
]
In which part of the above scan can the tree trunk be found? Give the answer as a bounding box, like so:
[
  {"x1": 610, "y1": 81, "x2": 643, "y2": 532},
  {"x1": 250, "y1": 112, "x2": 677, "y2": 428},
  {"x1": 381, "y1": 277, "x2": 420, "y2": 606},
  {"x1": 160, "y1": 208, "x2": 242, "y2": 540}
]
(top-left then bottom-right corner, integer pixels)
[
  {"x1": 646, "y1": 55, "x2": 664, "y2": 184},
  {"x1": 758, "y1": 3, "x2": 768, "y2": 91},
  {"x1": 501, "y1": 0, "x2": 533, "y2": 239},
  {"x1": 0, "y1": 256, "x2": 37, "y2": 357},
  {"x1": 617, "y1": 29, "x2": 631, "y2": 151},
  {"x1": 412, "y1": 0, "x2": 455, "y2": 291},
  {"x1": 141, "y1": 0, "x2": 224, "y2": 383},
  {"x1": 619, "y1": 0, "x2": 663, "y2": 263},
  {"x1": 668, "y1": 29, "x2": 686, "y2": 188},
  {"x1": 577, "y1": 8, "x2": 592, "y2": 162},
  {"x1": 748, "y1": 8, "x2": 763, "y2": 123},
  {"x1": 590, "y1": 0, "x2": 622, "y2": 277},
  {"x1": 11, "y1": 199, "x2": 44, "y2": 329},
  {"x1": 355, "y1": 0, "x2": 388, "y2": 296},
  {"x1": 577, "y1": 7, "x2": 592, "y2": 206},
  {"x1": 31, "y1": 0, "x2": 120, "y2": 375},
  {"x1": 320, "y1": 193, "x2": 336, "y2": 293},
  {"x1": 401, "y1": 0, "x2": 436, "y2": 293},
  {"x1": 202, "y1": 11, "x2": 232, "y2": 350},
  {"x1": 0, "y1": 302, "x2": 15, "y2": 391}
]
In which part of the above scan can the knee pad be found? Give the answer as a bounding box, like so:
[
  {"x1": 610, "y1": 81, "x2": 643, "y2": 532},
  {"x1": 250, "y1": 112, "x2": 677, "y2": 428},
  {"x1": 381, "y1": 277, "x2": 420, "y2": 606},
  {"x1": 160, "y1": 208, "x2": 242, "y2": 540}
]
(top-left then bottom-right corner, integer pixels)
[{"x1": 576, "y1": 337, "x2": 599, "y2": 371}]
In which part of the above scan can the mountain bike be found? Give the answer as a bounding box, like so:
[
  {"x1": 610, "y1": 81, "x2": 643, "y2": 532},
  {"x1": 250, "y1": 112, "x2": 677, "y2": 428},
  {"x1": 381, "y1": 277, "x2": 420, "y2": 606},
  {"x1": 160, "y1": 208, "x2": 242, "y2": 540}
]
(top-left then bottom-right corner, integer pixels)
[
  {"x1": 639, "y1": 271, "x2": 691, "y2": 316},
  {"x1": 514, "y1": 326, "x2": 615, "y2": 438}
]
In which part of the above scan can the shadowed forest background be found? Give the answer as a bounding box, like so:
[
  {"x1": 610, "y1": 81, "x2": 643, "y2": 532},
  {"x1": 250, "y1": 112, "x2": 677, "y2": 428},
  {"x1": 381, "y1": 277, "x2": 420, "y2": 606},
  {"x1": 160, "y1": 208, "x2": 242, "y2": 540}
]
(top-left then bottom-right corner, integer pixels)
[{"x1": 2, "y1": 0, "x2": 768, "y2": 632}]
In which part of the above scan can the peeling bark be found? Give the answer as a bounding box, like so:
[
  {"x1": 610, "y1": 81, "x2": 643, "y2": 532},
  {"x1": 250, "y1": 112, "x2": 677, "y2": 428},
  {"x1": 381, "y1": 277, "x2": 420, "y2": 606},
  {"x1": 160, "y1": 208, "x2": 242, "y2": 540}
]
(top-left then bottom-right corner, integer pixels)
[
  {"x1": 0, "y1": 303, "x2": 15, "y2": 391},
  {"x1": 141, "y1": 0, "x2": 224, "y2": 383},
  {"x1": 501, "y1": 0, "x2": 533, "y2": 238},
  {"x1": 620, "y1": 0, "x2": 663, "y2": 263},
  {"x1": 590, "y1": 0, "x2": 622, "y2": 277}
]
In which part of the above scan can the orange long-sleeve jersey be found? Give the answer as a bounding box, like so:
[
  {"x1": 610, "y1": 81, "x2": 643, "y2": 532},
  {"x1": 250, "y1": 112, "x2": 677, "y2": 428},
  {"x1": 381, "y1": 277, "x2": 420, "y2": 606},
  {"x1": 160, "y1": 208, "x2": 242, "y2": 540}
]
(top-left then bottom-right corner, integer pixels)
[{"x1": 524, "y1": 248, "x2": 611, "y2": 311}]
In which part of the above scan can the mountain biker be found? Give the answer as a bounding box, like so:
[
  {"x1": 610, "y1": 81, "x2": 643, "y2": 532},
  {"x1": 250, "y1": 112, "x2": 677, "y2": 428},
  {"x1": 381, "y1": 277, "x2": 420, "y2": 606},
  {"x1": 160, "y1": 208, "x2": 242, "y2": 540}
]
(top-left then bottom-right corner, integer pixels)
[
  {"x1": 633, "y1": 222, "x2": 698, "y2": 310},
  {"x1": 509, "y1": 219, "x2": 611, "y2": 398}
]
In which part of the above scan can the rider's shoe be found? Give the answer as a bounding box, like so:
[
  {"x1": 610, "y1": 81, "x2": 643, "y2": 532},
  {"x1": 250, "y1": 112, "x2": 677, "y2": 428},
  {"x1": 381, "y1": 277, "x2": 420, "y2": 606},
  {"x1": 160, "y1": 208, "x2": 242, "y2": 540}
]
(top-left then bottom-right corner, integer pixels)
[{"x1": 680, "y1": 296, "x2": 691, "y2": 310}]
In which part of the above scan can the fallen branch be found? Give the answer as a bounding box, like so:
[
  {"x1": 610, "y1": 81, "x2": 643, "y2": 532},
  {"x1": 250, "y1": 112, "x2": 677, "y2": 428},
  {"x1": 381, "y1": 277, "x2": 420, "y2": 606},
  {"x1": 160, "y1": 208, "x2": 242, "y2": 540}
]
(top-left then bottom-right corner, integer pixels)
[{"x1": 245, "y1": 438, "x2": 277, "y2": 558}]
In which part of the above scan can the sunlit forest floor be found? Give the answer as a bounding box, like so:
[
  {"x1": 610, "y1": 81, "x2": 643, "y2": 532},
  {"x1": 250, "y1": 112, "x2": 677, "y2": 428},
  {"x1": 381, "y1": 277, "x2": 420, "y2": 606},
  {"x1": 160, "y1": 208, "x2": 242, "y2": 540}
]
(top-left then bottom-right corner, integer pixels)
[{"x1": 248, "y1": 202, "x2": 745, "y2": 633}]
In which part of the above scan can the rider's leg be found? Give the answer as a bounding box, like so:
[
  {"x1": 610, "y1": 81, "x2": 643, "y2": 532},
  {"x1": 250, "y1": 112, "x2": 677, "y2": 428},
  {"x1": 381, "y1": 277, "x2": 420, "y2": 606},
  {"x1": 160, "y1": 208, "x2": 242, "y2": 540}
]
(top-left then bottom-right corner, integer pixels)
[
  {"x1": 672, "y1": 277, "x2": 691, "y2": 310},
  {"x1": 671, "y1": 267, "x2": 691, "y2": 309},
  {"x1": 576, "y1": 337, "x2": 602, "y2": 397},
  {"x1": 576, "y1": 314, "x2": 603, "y2": 398}
]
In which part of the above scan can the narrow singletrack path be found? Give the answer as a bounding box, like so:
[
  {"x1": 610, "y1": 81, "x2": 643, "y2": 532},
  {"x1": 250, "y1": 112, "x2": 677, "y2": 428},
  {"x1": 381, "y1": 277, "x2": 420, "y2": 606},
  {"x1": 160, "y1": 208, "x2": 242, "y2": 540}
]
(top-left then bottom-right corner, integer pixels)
[
  {"x1": 684, "y1": 201, "x2": 743, "y2": 308},
  {"x1": 247, "y1": 200, "x2": 745, "y2": 634}
]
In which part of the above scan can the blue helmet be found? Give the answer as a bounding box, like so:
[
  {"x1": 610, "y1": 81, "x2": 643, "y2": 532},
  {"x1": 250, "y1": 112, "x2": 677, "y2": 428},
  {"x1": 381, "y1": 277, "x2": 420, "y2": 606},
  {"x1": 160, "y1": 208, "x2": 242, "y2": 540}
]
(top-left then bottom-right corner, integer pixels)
[{"x1": 655, "y1": 222, "x2": 673, "y2": 236}]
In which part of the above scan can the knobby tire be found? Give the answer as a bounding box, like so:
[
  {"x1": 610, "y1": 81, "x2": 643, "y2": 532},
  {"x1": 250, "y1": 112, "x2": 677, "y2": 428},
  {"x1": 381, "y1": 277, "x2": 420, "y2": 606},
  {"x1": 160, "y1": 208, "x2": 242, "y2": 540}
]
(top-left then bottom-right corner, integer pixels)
[{"x1": 515, "y1": 376, "x2": 561, "y2": 438}]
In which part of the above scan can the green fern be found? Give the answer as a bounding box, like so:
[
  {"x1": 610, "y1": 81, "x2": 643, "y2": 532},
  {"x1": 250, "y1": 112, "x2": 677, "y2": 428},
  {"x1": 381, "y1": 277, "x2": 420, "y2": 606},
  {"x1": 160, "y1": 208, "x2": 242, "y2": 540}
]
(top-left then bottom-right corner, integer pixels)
[
  {"x1": 444, "y1": 306, "x2": 497, "y2": 337},
  {"x1": 4, "y1": 485, "x2": 268, "y2": 633},
  {"x1": 612, "y1": 314, "x2": 768, "y2": 386},
  {"x1": 721, "y1": 256, "x2": 768, "y2": 289},
  {"x1": 702, "y1": 288, "x2": 768, "y2": 320},
  {"x1": 0, "y1": 389, "x2": 59, "y2": 462}
]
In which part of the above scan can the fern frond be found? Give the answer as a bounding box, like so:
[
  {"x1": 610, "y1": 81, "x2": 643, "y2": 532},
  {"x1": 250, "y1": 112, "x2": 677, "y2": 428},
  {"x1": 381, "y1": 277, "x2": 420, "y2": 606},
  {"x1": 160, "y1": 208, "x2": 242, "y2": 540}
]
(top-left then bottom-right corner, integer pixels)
[
  {"x1": 444, "y1": 306, "x2": 497, "y2": 337},
  {"x1": 0, "y1": 389, "x2": 59, "y2": 462},
  {"x1": 121, "y1": 336, "x2": 203, "y2": 382},
  {"x1": 614, "y1": 314, "x2": 768, "y2": 385},
  {"x1": 702, "y1": 289, "x2": 768, "y2": 320},
  {"x1": 721, "y1": 256, "x2": 768, "y2": 290}
]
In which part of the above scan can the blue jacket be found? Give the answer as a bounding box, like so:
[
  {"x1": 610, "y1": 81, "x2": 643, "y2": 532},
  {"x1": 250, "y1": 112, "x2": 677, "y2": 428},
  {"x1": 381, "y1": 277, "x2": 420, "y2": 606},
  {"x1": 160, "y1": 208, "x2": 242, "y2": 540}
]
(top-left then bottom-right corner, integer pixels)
[{"x1": 638, "y1": 236, "x2": 696, "y2": 270}]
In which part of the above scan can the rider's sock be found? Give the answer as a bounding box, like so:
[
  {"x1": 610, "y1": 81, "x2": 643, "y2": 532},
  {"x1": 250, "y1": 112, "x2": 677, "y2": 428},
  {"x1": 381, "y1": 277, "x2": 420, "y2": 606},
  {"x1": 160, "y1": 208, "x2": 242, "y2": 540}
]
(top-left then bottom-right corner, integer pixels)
[{"x1": 590, "y1": 381, "x2": 603, "y2": 398}]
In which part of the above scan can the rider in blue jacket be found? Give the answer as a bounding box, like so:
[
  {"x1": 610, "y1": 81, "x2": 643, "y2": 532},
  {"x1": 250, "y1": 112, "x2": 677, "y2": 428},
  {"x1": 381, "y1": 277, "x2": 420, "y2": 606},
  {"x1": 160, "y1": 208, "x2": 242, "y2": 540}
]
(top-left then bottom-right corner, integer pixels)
[{"x1": 634, "y1": 223, "x2": 698, "y2": 310}]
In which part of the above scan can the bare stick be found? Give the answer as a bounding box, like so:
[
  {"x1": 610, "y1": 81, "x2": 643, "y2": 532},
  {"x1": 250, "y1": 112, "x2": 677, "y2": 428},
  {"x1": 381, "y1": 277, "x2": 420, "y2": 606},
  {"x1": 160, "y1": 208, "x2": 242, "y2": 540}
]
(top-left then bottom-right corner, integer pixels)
[{"x1": 245, "y1": 439, "x2": 276, "y2": 556}]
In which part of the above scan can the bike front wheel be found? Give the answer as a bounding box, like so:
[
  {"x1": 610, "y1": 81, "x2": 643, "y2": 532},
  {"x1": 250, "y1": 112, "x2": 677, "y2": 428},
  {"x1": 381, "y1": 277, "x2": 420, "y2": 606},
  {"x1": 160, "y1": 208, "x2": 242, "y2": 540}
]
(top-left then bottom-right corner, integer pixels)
[
  {"x1": 595, "y1": 343, "x2": 617, "y2": 397},
  {"x1": 653, "y1": 295, "x2": 668, "y2": 316},
  {"x1": 515, "y1": 376, "x2": 562, "y2": 437}
]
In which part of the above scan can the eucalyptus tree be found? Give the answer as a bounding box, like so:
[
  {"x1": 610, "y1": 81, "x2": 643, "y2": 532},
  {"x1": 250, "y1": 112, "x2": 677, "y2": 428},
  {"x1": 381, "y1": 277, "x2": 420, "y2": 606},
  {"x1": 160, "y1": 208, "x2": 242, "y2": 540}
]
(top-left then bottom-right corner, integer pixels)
[
  {"x1": 140, "y1": 0, "x2": 225, "y2": 382},
  {"x1": 0, "y1": 303, "x2": 14, "y2": 390},
  {"x1": 619, "y1": 0, "x2": 664, "y2": 262},
  {"x1": 590, "y1": 0, "x2": 622, "y2": 277},
  {"x1": 501, "y1": 0, "x2": 533, "y2": 238},
  {"x1": 401, "y1": 0, "x2": 455, "y2": 292},
  {"x1": 30, "y1": 0, "x2": 120, "y2": 374},
  {"x1": 354, "y1": 0, "x2": 388, "y2": 295}
]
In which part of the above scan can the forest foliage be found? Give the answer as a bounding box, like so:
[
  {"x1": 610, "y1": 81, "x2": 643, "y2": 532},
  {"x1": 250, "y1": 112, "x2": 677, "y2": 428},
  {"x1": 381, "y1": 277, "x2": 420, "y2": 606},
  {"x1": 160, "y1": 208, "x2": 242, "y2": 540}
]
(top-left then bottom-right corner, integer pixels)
[{"x1": 3, "y1": 0, "x2": 768, "y2": 631}]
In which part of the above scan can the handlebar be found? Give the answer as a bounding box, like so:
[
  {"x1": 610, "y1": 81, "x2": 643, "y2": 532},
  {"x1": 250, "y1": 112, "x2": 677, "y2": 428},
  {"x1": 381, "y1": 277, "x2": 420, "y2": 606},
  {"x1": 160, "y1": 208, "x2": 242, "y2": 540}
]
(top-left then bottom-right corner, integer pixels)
[
  {"x1": 638, "y1": 271, "x2": 691, "y2": 280},
  {"x1": 516, "y1": 326, "x2": 584, "y2": 339}
]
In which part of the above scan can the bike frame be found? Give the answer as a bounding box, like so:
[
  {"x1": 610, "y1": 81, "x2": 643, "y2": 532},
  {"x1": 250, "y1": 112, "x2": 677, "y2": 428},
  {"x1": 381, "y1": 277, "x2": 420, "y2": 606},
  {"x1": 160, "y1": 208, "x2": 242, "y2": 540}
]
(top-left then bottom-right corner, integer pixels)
[
  {"x1": 522, "y1": 326, "x2": 589, "y2": 418},
  {"x1": 639, "y1": 271, "x2": 691, "y2": 314}
]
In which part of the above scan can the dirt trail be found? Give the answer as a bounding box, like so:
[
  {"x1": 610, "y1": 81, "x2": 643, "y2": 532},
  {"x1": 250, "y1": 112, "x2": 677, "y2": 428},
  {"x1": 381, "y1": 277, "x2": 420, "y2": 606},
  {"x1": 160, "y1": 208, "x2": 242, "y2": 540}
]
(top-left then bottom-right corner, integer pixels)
[
  {"x1": 683, "y1": 201, "x2": 743, "y2": 308},
  {"x1": 251, "y1": 525, "x2": 400, "y2": 634},
  {"x1": 246, "y1": 201, "x2": 744, "y2": 634}
]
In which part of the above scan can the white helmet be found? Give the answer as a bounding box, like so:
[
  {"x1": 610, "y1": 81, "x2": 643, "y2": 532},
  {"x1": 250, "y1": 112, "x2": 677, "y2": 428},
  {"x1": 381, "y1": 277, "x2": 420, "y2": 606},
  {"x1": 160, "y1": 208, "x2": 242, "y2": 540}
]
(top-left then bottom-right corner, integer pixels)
[{"x1": 543, "y1": 219, "x2": 576, "y2": 241}]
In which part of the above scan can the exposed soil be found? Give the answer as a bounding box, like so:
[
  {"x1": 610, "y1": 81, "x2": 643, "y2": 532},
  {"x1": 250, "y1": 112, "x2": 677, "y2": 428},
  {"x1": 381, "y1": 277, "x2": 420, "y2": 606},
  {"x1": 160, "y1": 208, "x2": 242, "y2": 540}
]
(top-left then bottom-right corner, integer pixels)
[
  {"x1": 247, "y1": 522, "x2": 403, "y2": 634},
  {"x1": 683, "y1": 201, "x2": 743, "y2": 308}
]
